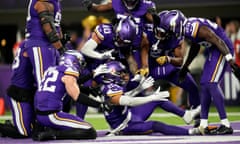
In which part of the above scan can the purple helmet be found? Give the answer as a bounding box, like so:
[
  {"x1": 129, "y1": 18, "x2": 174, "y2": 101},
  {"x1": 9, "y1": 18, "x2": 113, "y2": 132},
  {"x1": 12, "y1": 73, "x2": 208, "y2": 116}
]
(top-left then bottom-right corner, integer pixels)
[
  {"x1": 114, "y1": 16, "x2": 137, "y2": 47},
  {"x1": 122, "y1": 0, "x2": 140, "y2": 10},
  {"x1": 95, "y1": 61, "x2": 128, "y2": 85},
  {"x1": 59, "y1": 50, "x2": 86, "y2": 72},
  {"x1": 155, "y1": 10, "x2": 186, "y2": 40}
]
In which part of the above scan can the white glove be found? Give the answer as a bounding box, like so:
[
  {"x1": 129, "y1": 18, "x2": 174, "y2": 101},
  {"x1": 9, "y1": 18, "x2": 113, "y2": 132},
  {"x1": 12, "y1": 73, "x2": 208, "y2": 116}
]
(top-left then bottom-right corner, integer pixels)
[
  {"x1": 93, "y1": 64, "x2": 110, "y2": 78},
  {"x1": 137, "y1": 76, "x2": 154, "y2": 91},
  {"x1": 131, "y1": 74, "x2": 144, "y2": 82},
  {"x1": 150, "y1": 87, "x2": 169, "y2": 101},
  {"x1": 102, "y1": 49, "x2": 115, "y2": 60}
]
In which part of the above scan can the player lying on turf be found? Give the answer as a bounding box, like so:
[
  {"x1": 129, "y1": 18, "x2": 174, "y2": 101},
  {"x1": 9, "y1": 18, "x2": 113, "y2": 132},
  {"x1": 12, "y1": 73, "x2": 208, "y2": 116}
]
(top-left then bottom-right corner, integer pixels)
[{"x1": 94, "y1": 60, "x2": 201, "y2": 136}]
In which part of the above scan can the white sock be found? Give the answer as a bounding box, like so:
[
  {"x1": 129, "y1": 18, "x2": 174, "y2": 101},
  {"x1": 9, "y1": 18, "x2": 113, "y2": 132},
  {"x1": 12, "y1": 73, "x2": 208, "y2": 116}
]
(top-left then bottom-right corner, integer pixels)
[
  {"x1": 221, "y1": 119, "x2": 230, "y2": 127},
  {"x1": 200, "y1": 119, "x2": 208, "y2": 128}
]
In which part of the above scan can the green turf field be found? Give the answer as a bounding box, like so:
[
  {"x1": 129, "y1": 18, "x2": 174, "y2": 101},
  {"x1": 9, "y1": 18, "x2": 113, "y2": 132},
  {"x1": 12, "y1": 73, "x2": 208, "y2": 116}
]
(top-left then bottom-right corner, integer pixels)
[
  {"x1": 84, "y1": 106, "x2": 240, "y2": 130},
  {"x1": 0, "y1": 106, "x2": 239, "y2": 130}
]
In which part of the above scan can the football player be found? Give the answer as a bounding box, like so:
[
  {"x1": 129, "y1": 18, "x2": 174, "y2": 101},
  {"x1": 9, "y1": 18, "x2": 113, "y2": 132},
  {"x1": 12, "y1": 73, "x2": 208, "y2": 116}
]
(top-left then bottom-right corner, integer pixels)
[
  {"x1": 94, "y1": 61, "x2": 201, "y2": 136},
  {"x1": 155, "y1": 10, "x2": 240, "y2": 135},
  {"x1": 33, "y1": 50, "x2": 110, "y2": 141}
]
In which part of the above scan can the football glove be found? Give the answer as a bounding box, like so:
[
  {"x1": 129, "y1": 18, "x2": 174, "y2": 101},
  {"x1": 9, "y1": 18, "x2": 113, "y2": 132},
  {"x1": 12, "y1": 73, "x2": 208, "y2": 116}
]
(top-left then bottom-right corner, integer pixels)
[
  {"x1": 100, "y1": 100, "x2": 113, "y2": 113},
  {"x1": 136, "y1": 67, "x2": 149, "y2": 77},
  {"x1": 150, "y1": 87, "x2": 169, "y2": 101},
  {"x1": 93, "y1": 64, "x2": 110, "y2": 78},
  {"x1": 102, "y1": 49, "x2": 115, "y2": 60},
  {"x1": 60, "y1": 33, "x2": 71, "y2": 46},
  {"x1": 137, "y1": 76, "x2": 155, "y2": 91},
  {"x1": 156, "y1": 56, "x2": 170, "y2": 65},
  {"x1": 58, "y1": 46, "x2": 67, "y2": 55},
  {"x1": 131, "y1": 74, "x2": 143, "y2": 82},
  {"x1": 231, "y1": 63, "x2": 240, "y2": 81}
]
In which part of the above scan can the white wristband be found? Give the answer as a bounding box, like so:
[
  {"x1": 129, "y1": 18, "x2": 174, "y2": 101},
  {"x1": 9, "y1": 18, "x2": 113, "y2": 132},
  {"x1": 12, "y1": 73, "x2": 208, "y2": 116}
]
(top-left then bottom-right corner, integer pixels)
[{"x1": 225, "y1": 53, "x2": 233, "y2": 62}]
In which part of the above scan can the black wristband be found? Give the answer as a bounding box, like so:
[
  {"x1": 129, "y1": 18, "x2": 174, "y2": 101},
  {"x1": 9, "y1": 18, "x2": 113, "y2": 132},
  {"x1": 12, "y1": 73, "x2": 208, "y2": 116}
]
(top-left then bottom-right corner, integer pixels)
[{"x1": 47, "y1": 31, "x2": 60, "y2": 43}]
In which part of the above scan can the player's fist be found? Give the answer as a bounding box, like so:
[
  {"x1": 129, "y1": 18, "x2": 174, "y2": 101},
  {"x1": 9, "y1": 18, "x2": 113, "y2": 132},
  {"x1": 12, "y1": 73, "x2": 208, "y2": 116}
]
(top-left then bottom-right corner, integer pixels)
[
  {"x1": 156, "y1": 56, "x2": 170, "y2": 65},
  {"x1": 136, "y1": 67, "x2": 149, "y2": 77}
]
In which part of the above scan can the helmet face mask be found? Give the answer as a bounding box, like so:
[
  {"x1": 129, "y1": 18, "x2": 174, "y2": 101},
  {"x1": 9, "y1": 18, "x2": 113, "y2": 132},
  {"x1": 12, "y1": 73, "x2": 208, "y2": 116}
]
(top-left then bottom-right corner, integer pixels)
[
  {"x1": 114, "y1": 33, "x2": 132, "y2": 47},
  {"x1": 122, "y1": 0, "x2": 139, "y2": 10},
  {"x1": 154, "y1": 27, "x2": 170, "y2": 41}
]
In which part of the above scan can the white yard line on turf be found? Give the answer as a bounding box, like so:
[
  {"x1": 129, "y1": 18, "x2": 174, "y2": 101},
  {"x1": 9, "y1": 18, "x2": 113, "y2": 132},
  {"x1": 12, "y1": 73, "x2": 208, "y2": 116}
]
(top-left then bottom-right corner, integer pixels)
[{"x1": 0, "y1": 112, "x2": 240, "y2": 120}]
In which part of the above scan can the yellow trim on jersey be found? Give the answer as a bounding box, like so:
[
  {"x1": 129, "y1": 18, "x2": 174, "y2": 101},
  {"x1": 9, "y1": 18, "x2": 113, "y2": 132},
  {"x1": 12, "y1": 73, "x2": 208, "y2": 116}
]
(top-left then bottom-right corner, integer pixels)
[
  {"x1": 210, "y1": 54, "x2": 223, "y2": 82},
  {"x1": 192, "y1": 22, "x2": 200, "y2": 38},
  {"x1": 17, "y1": 102, "x2": 27, "y2": 136},
  {"x1": 64, "y1": 71, "x2": 79, "y2": 77},
  {"x1": 37, "y1": 47, "x2": 44, "y2": 79},
  {"x1": 107, "y1": 91, "x2": 123, "y2": 97},
  {"x1": 53, "y1": 113, "x2": 90, "y2": 126},
  {"x1": 94, "y1": 26, "x2": 104, "y2": 40}
]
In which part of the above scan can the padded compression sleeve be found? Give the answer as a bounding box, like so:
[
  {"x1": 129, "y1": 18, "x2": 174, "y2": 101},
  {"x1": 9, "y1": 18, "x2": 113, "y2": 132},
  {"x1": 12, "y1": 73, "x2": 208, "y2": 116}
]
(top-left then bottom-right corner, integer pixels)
[
  {"x1": 77, "y1": 73, "x2": 94, "y2": 84},
  {"x1": 119, "y1": 95, "x2": 157, "y2": 107},
  {"x1": 80, "y1": 39, "x2": 104, "y2": 59},
  {"x1": 38, "y1": 11, "x2": 60, "y2": 43}
]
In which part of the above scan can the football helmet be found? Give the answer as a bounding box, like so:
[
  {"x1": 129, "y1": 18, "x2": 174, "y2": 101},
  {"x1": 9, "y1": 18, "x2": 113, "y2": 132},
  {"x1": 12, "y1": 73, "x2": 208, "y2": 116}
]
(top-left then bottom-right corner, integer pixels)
[
  {"x1": 113, "y1": 16, "x2": 137, "y2": 47},
  {"x1": 155, "y1": 10, "x2": 186, "y2": 40},
  {"x1": 59, "y1": 50, "x2": 86, "y2": 71},
  {"x1": 95, "y1": 61, "x2": 128, "y2": 86},
  {"x1": 122, "y1": 0, "x2": 140, "y2": 10}
]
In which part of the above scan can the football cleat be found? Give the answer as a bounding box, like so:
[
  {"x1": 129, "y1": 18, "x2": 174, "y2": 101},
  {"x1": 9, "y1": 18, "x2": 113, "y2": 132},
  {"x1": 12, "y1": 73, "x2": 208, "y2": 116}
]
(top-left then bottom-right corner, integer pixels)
[
  {"x1": 32, "y1": 128, "x2": 56, "y2": 141},
  {"x1": 199, "y1": 125, "x2": 218, "y2": 135},
  {"x1": 216, "y1": 125, "x2": 233, "y2": 135}
]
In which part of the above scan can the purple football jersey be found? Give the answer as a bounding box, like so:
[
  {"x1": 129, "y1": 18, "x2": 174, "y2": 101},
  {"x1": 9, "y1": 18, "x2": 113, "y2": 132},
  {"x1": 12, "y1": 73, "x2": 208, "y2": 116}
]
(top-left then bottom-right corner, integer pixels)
[
  {"x1": 101, "y1": 83, "x2": 130, "y2": 129},
  {"x1": 34, "y1": 65, "x2": 79, "y2": 112},
  {"x1": 184, "y1": 17, "x2": 233, "y2": 54},
  {"x1": 112, "y1": 0, "x2": 155, "y2": 23},
  {"x1": 25, "y1": 0, "x2": 62, "y2": 41},
  {"x1": 87, "y1": 23, "x2": 141, "y2": 70},
  {"x1": 11, "y1": 40, "x2": 35, "y2": 89}
]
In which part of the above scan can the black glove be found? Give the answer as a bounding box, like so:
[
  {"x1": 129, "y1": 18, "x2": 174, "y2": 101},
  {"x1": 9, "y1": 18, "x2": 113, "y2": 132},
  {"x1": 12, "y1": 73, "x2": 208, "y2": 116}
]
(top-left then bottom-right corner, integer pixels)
[
  {"x1": 231, "y1": 63, "x2": 240, "y2": 81},
  {"x1": 100, "y1": 100, "x2": 113, "y2": 113},
  {"x1": 61, "y1": 33, "x2": 71, "y2": 46},
  {"x1": 58, "y1": 46, "x2": 67, "y2": 55},
  {"x1": 178, "y1": 66, "x2": 190, "y2": 83},
  {"x1": 89, "y1": 86, "x2": 102, "y2": 97},
  {"x1": 111, "y1": 50, "x2": 119, "y2": 59},
  {"x1": 82, "y1": 0, "x2": 93, "y2": 10}
]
